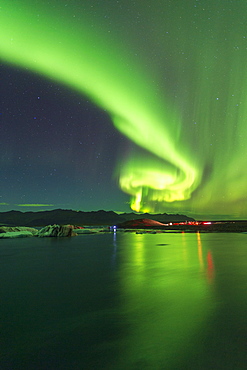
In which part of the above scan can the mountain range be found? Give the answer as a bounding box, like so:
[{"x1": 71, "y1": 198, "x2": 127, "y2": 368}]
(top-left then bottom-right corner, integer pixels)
[{"x1": 0, "y1": 209, "x2": 195, "y2": 227}]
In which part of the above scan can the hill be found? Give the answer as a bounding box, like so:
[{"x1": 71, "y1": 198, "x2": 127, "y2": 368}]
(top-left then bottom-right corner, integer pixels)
[{"x1": 116, "y1": 218, "x2": 168, "y2": 229}]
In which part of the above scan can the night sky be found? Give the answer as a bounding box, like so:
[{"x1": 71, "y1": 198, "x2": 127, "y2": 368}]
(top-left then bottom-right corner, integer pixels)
[{"x1": 1, "y1": 0, "x2": 247, "y2": 220}]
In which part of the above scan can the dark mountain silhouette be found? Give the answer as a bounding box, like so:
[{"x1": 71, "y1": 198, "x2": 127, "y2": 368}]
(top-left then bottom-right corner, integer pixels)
[{"x1": 0, "y1": 209, "x2": 194, "y2": 227}]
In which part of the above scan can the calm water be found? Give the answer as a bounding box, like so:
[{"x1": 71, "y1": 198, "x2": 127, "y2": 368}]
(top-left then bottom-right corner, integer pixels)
[{"x1": 0, "y1": 232, "x2": 247, "y2": 369}]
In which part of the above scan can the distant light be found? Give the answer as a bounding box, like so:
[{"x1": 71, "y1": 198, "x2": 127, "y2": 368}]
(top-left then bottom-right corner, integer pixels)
[{"x1": 203, "y1": 222, "x2": 212, "y2": 225}]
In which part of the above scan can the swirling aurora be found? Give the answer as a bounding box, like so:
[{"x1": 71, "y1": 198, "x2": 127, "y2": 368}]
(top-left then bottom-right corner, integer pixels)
[{"x1": 1, "y1": 0, "x2": 247, "y2": 218}]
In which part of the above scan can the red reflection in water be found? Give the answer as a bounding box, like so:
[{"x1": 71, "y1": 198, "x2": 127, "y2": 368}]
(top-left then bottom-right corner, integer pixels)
[{"x1": 207, "y1": 251, "x2": 215, "y2": 282}]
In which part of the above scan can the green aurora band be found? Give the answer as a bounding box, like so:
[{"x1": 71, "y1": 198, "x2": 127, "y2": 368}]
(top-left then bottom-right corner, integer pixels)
[{"x1": 1, "y1": 1, "x2": 247, "y2": 217}]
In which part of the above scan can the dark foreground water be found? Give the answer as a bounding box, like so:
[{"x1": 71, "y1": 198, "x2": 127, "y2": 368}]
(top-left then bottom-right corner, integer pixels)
[{"x1": 0, "y1": 232, "x2": 247, "y2": 369}]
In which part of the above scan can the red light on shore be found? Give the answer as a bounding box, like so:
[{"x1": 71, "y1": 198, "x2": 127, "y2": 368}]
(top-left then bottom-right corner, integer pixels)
[{"x1": 202, "y1": 222, "x2": 212, "y2": 225}]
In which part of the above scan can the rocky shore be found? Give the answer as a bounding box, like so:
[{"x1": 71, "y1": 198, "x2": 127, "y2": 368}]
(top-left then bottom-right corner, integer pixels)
[
  {"x1": 1, "y1": 219, "x2": 247, "y2": 238},
  {"x1": 0, "y1": 225, "x2": 104, "y2": 238},
  {"x1": 116, "y1": 219, "x2": 247, "y2": 233}
]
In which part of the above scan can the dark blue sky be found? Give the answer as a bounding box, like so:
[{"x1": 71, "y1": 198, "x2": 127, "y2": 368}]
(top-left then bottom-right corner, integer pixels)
[{"x1": 1, "y1": 65, "x2": 131, "y2": 212}]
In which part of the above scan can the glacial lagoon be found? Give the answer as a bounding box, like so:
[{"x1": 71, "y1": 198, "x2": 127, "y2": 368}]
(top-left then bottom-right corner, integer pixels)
[{"x1": 0, "y1": 232, "x2": 247, "y2": 369}]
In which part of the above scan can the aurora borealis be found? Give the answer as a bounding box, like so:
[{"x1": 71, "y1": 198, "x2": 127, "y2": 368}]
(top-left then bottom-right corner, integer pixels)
[{"x1": 1, "y1": 0, "x2": 247, "y2": 219}]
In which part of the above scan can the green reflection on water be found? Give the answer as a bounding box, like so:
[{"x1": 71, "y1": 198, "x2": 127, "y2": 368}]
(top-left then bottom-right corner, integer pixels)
[
  {"x1": 114, "y1": 232, "x2": 214, "y2": 369},
  {"x1": 2, "y1": 233, "x2": 247, "y2": 368}
]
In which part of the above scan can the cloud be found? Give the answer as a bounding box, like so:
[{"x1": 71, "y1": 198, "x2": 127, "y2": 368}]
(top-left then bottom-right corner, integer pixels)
[{"x1": 16, "y1": 204, "x2": 54, "y2": 207}]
